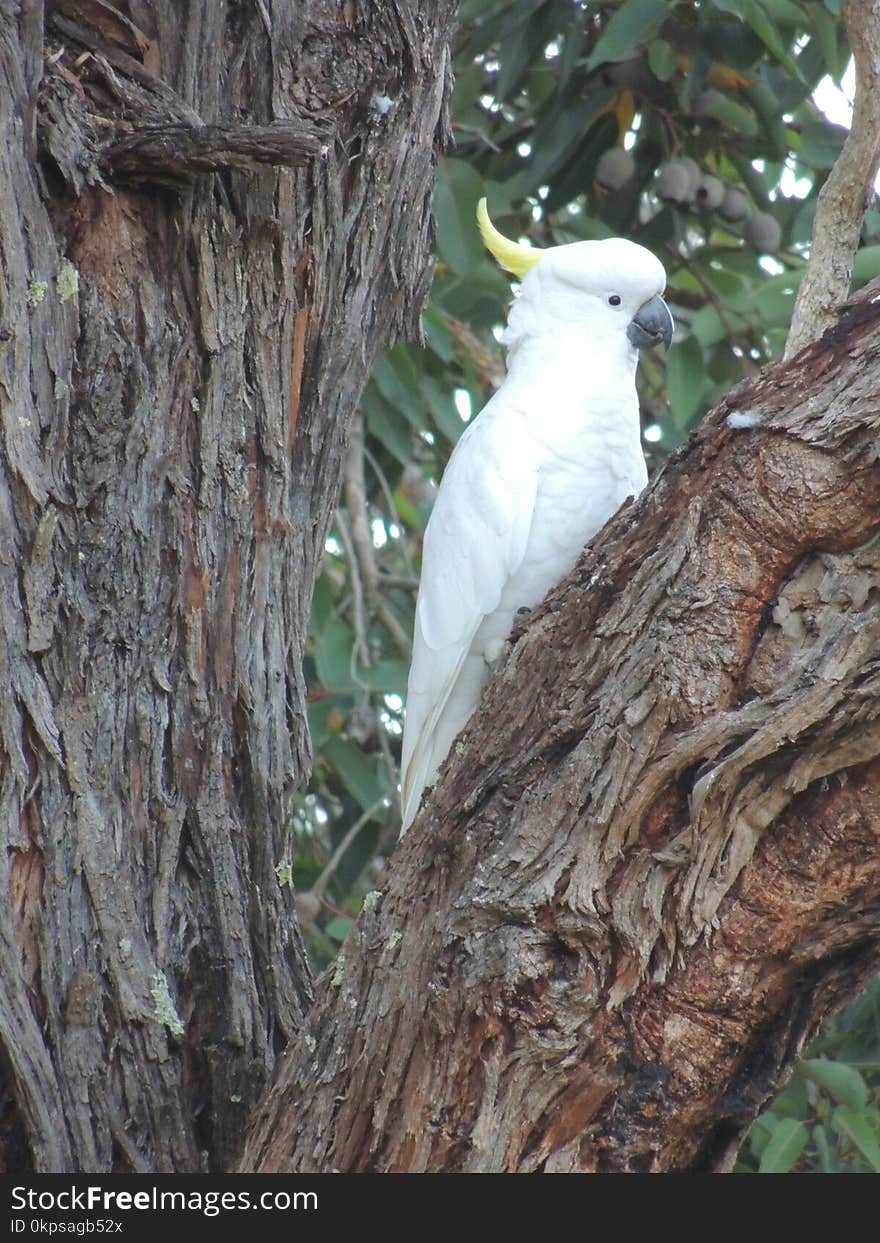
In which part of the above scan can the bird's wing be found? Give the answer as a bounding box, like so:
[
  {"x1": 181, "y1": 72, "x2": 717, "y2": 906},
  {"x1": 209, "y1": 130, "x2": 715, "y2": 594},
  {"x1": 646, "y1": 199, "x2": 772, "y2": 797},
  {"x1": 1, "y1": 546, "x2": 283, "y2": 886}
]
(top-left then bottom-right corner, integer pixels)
[{"x1": 401, "y1": 403, "x2": 538, "y2": 829}]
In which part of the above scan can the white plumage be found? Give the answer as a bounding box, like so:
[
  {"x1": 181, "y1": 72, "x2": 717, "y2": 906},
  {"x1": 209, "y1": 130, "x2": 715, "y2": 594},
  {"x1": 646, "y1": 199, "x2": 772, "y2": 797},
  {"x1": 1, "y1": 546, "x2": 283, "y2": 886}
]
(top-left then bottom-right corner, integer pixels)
[{"x1": 400, "y1": 204, "x2": 672, "y2": 832}]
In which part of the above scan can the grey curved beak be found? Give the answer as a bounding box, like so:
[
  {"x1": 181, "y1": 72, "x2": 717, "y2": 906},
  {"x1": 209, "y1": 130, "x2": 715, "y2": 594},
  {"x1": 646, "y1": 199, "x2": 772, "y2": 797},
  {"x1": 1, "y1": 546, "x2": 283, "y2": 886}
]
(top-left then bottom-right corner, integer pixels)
[{"x1": 627, "y1": 294, "x2": 674, "y2": 350}]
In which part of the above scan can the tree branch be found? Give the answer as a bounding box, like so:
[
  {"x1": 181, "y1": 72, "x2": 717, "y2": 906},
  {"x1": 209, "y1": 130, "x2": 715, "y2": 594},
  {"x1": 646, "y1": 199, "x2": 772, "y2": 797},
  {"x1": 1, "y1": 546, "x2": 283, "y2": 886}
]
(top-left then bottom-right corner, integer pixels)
[
  {"x1": 785, "y1": 0, "x2": 880, "y2": 357},
  {"x1": 105, "y1": 121, "x2": 328, "y2": 187},
  {"x1": 242, "y1": 297, "x2": 880, "y2": 1173},
  {"x1": 40, "y1": 24, "x2": 330, "y2": 191}
]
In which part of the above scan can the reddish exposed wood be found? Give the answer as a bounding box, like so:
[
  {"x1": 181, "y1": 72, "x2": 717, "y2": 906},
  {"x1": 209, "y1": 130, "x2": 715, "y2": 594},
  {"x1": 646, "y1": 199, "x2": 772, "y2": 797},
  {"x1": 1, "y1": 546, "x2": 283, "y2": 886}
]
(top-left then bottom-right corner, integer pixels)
[{"x1": 289, "y1": 307, "x2": 310, "y2": 457}]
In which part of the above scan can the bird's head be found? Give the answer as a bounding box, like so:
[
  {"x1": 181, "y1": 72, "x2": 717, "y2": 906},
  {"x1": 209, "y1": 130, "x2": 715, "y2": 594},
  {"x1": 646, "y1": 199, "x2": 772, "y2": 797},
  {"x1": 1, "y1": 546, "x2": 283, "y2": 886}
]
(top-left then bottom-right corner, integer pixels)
[{"x1": 477, "y1": 198, "x2": 673, "y2": 355}]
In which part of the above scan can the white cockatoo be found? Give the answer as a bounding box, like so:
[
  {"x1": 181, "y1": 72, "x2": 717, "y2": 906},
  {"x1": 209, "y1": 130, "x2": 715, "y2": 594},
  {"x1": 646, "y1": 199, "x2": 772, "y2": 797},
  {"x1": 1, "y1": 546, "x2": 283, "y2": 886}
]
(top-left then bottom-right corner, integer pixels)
[{"x1": 400, "y1": 200, "x2": 672, "y2": 832}]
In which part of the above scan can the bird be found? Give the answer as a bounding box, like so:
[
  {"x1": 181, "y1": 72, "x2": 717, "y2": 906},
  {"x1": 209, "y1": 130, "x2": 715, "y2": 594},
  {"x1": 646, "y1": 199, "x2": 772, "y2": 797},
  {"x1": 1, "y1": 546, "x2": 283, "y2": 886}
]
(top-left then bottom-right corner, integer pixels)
[{"x1": 399, "y1": 199, "x2": 672, "y2": 833}]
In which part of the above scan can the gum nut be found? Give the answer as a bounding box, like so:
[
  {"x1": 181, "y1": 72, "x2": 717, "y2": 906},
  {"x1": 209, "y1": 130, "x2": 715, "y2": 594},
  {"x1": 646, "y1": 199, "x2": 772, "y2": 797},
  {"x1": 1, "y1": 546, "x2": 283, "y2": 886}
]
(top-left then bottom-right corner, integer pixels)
[
  {"x1": 296, "y1": 891, "x2": 321, "y2": 927},
  {"x1": 744, "y1": 211, "x2": 782, "y2": 253},
  {"x1": 695, "y1": 173, "x2": 724, "y2": 209},
  {"x1": 596, "y1": 147, "x2": 635, "y2": 189},
  {"x1": 656, "y1": 161, "x2": 693, "y2": 203},
  {"x1": 676, "y1": 155, "x2": 701, "y2": 195},
  {"x1": 720, "y1": 187, "x2": 749, "y2": 221}
]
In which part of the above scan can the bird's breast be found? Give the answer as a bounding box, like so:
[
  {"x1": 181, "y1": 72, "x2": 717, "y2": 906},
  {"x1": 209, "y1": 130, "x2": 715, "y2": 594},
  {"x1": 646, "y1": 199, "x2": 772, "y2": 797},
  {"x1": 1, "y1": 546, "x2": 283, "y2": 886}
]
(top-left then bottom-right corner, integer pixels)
[
  {"x1": 468, "y1": 379, "x2": 647, "y2": 669},
  {"x1": 525, "y1": 455, "x2": 639, "y2": 576}
]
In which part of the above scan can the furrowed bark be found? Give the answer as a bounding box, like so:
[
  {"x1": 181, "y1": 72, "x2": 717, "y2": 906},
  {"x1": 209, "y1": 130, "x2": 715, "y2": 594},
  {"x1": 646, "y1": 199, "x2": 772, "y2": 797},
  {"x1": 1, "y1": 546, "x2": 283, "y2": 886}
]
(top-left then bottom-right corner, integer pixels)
[
  {"x1": 1, "y1": 0, "x2": 456, "y2": 1173},
  {"x1": 785, "y1": 0, "x2": 880, "y2": 356},
  {"x1": 242, "y1": 297, "x2": 880, "y2": 1173}
]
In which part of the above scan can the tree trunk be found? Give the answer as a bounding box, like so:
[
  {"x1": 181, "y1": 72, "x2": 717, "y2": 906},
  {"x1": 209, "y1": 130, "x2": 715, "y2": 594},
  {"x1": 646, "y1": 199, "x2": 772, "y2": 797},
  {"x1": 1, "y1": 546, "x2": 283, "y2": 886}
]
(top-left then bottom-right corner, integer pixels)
[
  {"x1": 0, "y1": 0, "x2": 455, "y2": 1173},
  {"x1": 241, "y1": 298, "x2": 880, "y2": 1173}
]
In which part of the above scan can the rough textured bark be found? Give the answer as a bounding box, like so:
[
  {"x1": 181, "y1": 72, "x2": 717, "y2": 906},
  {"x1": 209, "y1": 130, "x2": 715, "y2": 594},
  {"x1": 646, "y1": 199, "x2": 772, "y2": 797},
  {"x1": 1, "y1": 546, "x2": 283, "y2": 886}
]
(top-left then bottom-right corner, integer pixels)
[
  {"x1": 0, "y1": 0, "x2": 456, "y2": 1173},
  {"x1": 242, "y1": 298, "x2": 880, "y2": 1173},
  {"x1": 785, "y1": 0, "x2": 880, "y2": 357}
]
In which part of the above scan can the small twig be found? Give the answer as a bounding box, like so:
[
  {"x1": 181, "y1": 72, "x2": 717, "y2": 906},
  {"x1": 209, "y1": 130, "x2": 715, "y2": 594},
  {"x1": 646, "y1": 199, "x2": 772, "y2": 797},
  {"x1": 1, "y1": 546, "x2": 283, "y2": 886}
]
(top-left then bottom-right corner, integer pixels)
[
  {"x1": 375, "y1": 712, "x2": 400, "y2": 800},
  {"x1": 333, "y1": 511, "x2": 372, "y2": 681},
  {"x1": 451, "y1": 121, "x2": 502, "y2": 152},
  {"x1": 312, "y1": 797, "x2": 388, "y2": 900},
  {"x1": 442, "y1": 314, "x2": 506, "y2": 389},
  {"x1": 668, "y1": 247, "x2": 757, "y2": 376},
  {"x1": 376, "y1": 601, "x2": 411, "y2": 657},
  {"x1": 343, "y1": 415, "x2": 380, "y2": 609},
  {"x1": 378, "y1": 573, "x2": 419, "y2": 590},
  {"x1": 107, "y1": 120, "x2": 327, "y2": 187},
  {"x1": 785, "y1": 0, "x2": 880, "y2": 357},
  {"x1": 663, "y1": 285, "x2": 705, "y2": 311},
  {"x1": 362, "y1": 444, "x2": 416, "y2": 576},
  {"x1": 341, "y1": 418, "x2": 415, "y2": 655}
]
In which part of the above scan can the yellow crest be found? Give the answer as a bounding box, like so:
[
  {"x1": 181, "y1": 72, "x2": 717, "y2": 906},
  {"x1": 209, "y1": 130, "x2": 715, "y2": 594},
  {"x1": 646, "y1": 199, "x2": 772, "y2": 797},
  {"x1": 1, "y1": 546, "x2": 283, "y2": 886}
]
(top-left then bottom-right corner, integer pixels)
[{"x1": 476, "y1": 198, "x2": 543, "y2": 279}]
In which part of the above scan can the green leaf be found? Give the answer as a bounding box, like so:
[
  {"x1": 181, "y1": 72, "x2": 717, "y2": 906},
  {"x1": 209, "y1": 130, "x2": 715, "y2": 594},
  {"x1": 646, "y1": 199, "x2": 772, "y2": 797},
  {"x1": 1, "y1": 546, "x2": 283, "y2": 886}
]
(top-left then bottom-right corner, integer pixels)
[
  {"x1": 648, "y1": 38, "x2": 677, "y2": 81},
  {"x1": 666, "y1": 334, "x2": 704, "y2": 429},
  {"x1": 746, "y1": 80, "x2": 789, "y2": 159},
  {"x1": 701, "y1": 18, "x2": 764, "y2": 70},
  {"x1": 325, "y1": 916, "x2": 354, "y2": 943},
  {"x1": 810, "y1": 3, "x2": 843, "y2": 80},
  {"x1": 698, "y1": 91, "x2": 758, "y2": 136},
  {"x1": 310, "y1": 573, "x2": 334, "y2": 635},
  {"x1": 854, "y1": 245, "x2": 880, "y2": 285},
  {"x1": 323, "y1": 735, "x2": 386, "y2": 814},
  {"x1": 361, "y1": 387, "x2": 411, "y2": 465},
  {"x1": 760, "y1": 0, "x2": 810, "y2": 24},
  {"x1": 558, "y1": 10, "x2": 587, "y2": 88},
  {"x1": 495, "y1": 3, "x2": 555, "y2": 101},
  {"x1": 750, "y1": 285, "x2": 797, "y2": 330},
  {"x1": 586, "y1": 0, "x2": 673, "y2": 67},
  {"x1": 552, "y1": 215, "x2": 615, "y2": 242},
  {"x1": 524, "y1": 92, "x2": 615, "y2": 190},
  {"x1": 799, "y1": 1059, "x2": 869, "y2": 1112},
  {"x1": 742, "y1": 0, "x2": 804, "y2": 79},
  {"x1": 797, "y1": 120, "x2": 847, "y2": 170},
  {"x1": 422, "y1": 373, "x2": 466, "y2": 445},
  {"x1": 758, "y1": 1118, "x2": 808, "y2": 1172},
  {"x1": 372, "y1": 351, "x2": 419, "y2": 421},
  {"x1": 307, "y1": 696, "x2": 336, "y2": 751},
  {"x1": 746, "y1": 1113, "x2": 776, "y2": 1158},
  {"x1": 812, "y1": 1124, "x2": 839, "y2": 1173},
  {"x1": 771, "y1": 1067, "x2": 810, "y2": 1120},
  {"x1": 422, "y1": 307, "x2": 455, "y2": 362},
  {"x1": 790, "y1": 196, "x2": 816, "y2": 246},
  {"x1": 314, "y1": 616, "x2": 357, "y2": 692},
  {"x1": 313, "y1": 617, "x2": 408, "y2": 695},
  {"x1": 831, "y1": 1105, "x2": 880, "y2": 1172},
  {"x1": 356, "y1": 659, "x2": 410, "y2": 694},
  {"x1": 700, "y1": 264, "x2": 750, "y2": 301},
  {"x1": 434, "y1": 158, "x2": 487, "y2": 276},
  {"x1": 377, "y1": 343, "x2": 469, "y2": 446},
  {"x1": 690, "y1": 300, "x2": 750, "y2": 349},
  {"x1": 452, "y1": 62, "x2": 486, "y2": 119},
  {"x1": 538, "y1": 107, "x2": 618, "y2": 208}
]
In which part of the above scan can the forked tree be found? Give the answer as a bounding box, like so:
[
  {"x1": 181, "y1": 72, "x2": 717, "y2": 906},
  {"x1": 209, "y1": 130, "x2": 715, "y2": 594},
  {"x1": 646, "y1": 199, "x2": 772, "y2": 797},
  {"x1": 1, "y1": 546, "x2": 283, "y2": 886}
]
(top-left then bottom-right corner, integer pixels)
[{"x1": 1, "y1": 0, "x2": 878, "y2": 1174}]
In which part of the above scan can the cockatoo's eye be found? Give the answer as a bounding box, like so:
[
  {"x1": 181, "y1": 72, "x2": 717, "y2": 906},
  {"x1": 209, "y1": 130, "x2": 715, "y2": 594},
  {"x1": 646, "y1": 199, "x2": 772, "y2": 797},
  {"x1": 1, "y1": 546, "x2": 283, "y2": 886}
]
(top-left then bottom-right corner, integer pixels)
[{"x1": 608, "y1": 294, "x2": 622, "y2": 306}]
